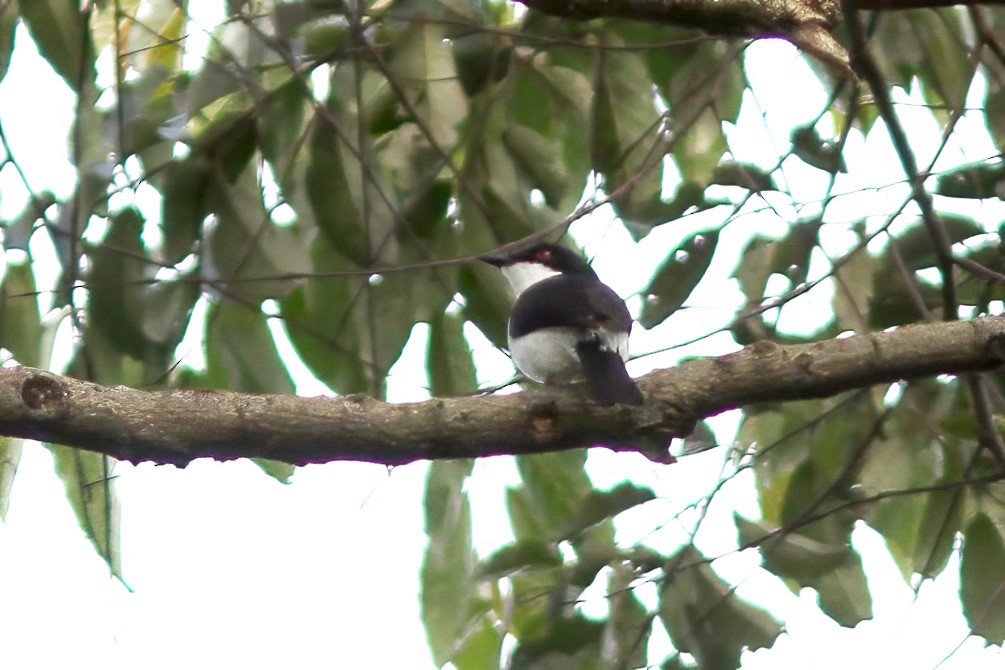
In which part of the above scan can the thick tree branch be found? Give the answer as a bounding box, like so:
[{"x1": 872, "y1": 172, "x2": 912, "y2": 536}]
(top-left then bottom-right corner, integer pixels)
[
  {"x1": 516, "y1": 0, "x2": 839, "y2": 33},
  {"x1": 517, "y1": 0, "x2": 851, "y2": 69},
  {"x1": 513, "y1": 0, "x2": 1005, "y2": 71},
  {"x1": 853, "y1": 0, "x2": 1005, "y2": 7},
  {"x1": 1, "y1": 317, "x2": 1004, "y2": 467}
]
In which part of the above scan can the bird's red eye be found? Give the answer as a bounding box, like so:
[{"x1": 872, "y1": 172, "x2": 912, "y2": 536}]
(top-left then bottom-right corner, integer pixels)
[{"x1": 536, "y1": 249, "x2": 552, "y2": 263}]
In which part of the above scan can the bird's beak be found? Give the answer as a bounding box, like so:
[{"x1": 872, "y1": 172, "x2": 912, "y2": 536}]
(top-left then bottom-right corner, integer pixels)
[
  {"x1": 480, "y1": 239, "x2": 539, "y2": 266},
  {"x1": 478, "y1": 250, "x2": 510, "y2": 267}
]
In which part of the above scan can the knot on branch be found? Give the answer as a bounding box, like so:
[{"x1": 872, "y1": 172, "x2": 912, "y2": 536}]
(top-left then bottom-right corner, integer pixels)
[
  {"x1": 20, "y1": 371, "x2": 68, "y2": 415},
  {"x1": 528, "y1": 397, "x2": 561, "y2": 440}
]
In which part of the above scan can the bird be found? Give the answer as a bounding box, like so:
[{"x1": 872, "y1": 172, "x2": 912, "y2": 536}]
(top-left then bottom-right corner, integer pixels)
[{"x1": 480, "y1": 242, "x2": 644, "y2": 406}]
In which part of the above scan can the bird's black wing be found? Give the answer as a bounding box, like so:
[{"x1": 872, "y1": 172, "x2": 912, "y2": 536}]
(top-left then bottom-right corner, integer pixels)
[{"x1": 508, "y1": 275, "x2": 632, "y2": 338}]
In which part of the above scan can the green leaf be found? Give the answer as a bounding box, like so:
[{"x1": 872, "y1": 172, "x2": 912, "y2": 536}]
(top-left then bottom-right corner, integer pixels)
[
  {"x1": 503, "y1": 124, "x2": 569, "y2": 208},
  {"x1": 478, "y1": 539, "x2": 562, "y2": 578},
  {"x1": 514, "y1": 450, "x2": 593, "y2": 541},
  {"x1": 0, "y1": 1, "x2": 17, "y2": 83},
  {"x1": 711, "y1": 162, "x2": 778, "y2": 192},
  {"x1": 744, "y1": 394, "x2": 881, "y2": 529},
  {"x1": 283, "y1": 233, "x2": 453, "y2": 399},
  {"x1": 769, "y1": 221, "x2": 821, "y2": 288},
  {"x1": 141, "y1": 276, "x2": 201, "y2": 347},
  {"x1": 112, "y1": 60, "x2": 180, "y2": 159},
  {"x1": 813, "y1": 552, "x2": 873, "y2": 627},
  {"x1": 86, "y1": 208, "x2": 170, "y2": 365},
  {"x1": 453, "y1": 31, "x2": 511, "y2": 96},
  {"x1": 738, "y1": 409, "x2": 793, "y2": 523},
  {"x1": 509, "y1": 615, "x2": 605, "y2": 669},
  {"x1": 736, "y1": 512, "x2": 872, "y2": 626},
  {"x1": 402, "y1": 179, "x2": 453, "y2": 240},
  {"x1": 592, "y1": 37, "x2": 668, "y2": 228},
  {"x1": 129, "y1": 4, "x2": 186, "y2": 74},
  {"x1": 205, "y1": 301, "x2": 294, "y2": 395},
  {"x1": 935, "y1": 161, "x2": 1005, "y2": 200},
  {"x1": 915, "y1": 10, "x2": 971, "y2": 118},
  {"x1": 0, "y1": 259, "x2": 42, "y2": 367},
  {"x1": 568, "y1": 520, "x2": 618, "y2": 588},
  {"x1": 560, "y1": 482, "x2": 656, "y2": 540},
  {"x1": 19, "y1": 0, "x2": 94, "y2": 88},
  {"x1": 874, "y1": 9, "x2": 971, "y2": 120},
  {"x1": 604, "y1": 563, "x2": 651, "y2": 669},
  {"x1": 912, "y1": 486, "x2": 963, "y2": 578},
  {"x1": 619, "y1": 181, "x2": 726, "y2": 241},
  {"x1": 1, "y1": 191, "x2": 55, "y2": 252},
  {"x1": 386, "y1": 20, "x2": 468, "y2": 149},
  {"x1": 733, "y1": 222, "x2": 821, "y2": 307},
  {"x1": 0, "y1": 437, "x2": 22, "y2": 521},
  {"x1": 427, "y1": 310, "x2": 478, "y2": 397},
  {"x1": 859, "y1": 383, "x2": 963, "y2": 580},
  {"x1": 506, "y1": 486, "x2": 551, "y2": 543},
  {"x1": 160, "y1": 156, "x2": 211, "y2": 265},
  {"x1": 47, "y1": 445, "x2": 123, "y2": 581},
  {"x1": 204, "y1": 166, "x2": 311, "y2": 303},
  {"x1": 258, "y1": 80, "x2": 308, "y2": 184},
  {"x1": 736, "y1": 516, "x2": 849, "y2": 581},
  {"x1": 68, "y1": 316, "x2": 149, "y2": 388},
  {"x1": 661, "y1": 656, "x2": 696, "y2": 670},
  {"x1": 252, "y1": 459, "x2": 295, "y2": 485},
  {"x1": 507, "y1": 50, "x2": 592, "y2": 216},
  {"x1": 832, "y1": 245, "x2": 874, "y2": 333},
  {"x1": 458, "y1": 264, "x2": 511, "y2": 351},
  {"x1": 639, "y1": 229, "x2": 719, "y2": 329},
  {"x1": 305, "y1": 92, "x2": 396, "y2": 263},
  {"x1": 986, "y1": 84, "x2": 1005, "y2": 149},
  {"x1": 272, "y1": 1, "x2": 347, "y2": 44},
  {"x1": 190, "y1": 98, "x2": 257, "y2": 177},
  {"x1": 659, "y1": 545, "x2": 782, "y2": 670},
  {"x1": 666, "y1": 50, "x2": 743, "y2": 184},
  {"x1": 960, "y1": 513, "x2": 1005, "y2": 644},
  {"x1": 452, "y1": 615, "x2": 502, "y2": 670},
  {"x1": 364, "y1": 270, "x2": 453, "y2": 392},
  {"x1": 733, "y1": 236, "x2": 777, "y2": 306},
  {"x1": 791, "y1": 125, "x2": 846, "y2": 174},
  {"x1": 680, "y1": 420, "x2": 718, "y2": 456},
  {"x1": 887, "y1": 214, "x2": 984, "y2": 271},
  {"x1": 456, "y1": 124, "x2": 542, "y2": 244},
  {"x1": 421, "y1": 459, "x2": 475, "y2": 667},
  {"x1": 302, "y1": 19, "x2": 352, "y2": 59},
  {"x1": 278, "y1": 238, "x2": 368, "y2": 395}
]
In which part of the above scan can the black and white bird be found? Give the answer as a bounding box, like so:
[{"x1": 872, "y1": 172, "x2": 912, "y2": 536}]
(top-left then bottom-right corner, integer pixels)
[{"x1": 481, "y1": 242, "x2": 644, "y2": 406}]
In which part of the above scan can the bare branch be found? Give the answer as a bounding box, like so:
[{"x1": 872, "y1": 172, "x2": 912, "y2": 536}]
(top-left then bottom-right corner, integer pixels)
[
  {"x1": 515, "y1": 0, "x2": 840, "y2": 34},
  {"x1": 515, "y1": 0, "x2": 850, "y2": 69},
  {"x1": 854, "y1": 0, "x2": 1005, "y2": 8},
  {"x1": 2, "y1": 316, "x2": 1004, "y2": 468}
]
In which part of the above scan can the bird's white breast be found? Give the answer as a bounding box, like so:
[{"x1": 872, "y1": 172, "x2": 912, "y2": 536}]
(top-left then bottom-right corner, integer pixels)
[{"x1": 510, "y1": 327, "x2": 628, "y2": 385}]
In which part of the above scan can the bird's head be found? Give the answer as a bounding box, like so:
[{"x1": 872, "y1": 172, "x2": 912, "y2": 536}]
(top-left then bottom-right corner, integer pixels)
[{"x1": 480, "y1": 242, "x2": 596, "y2": 296}]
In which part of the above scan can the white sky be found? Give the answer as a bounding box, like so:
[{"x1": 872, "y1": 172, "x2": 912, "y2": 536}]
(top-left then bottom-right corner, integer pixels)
[{"x1": 1, "y1": 10, "x2": 1004, "y2": 670}]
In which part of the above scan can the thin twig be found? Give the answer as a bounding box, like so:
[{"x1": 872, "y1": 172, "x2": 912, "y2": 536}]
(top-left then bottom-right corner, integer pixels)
[{"x1": 842, "y1": 0, "x2": 958, "y2": 320}]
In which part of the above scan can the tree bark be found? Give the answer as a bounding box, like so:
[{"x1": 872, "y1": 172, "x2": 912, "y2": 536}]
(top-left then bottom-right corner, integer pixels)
[
  {"x1": 514, "y1": 0, "x2": 1005, "y2": 71},
  {"x1": 1, "y1": 316, "x2": 1003, "y2": 467}
]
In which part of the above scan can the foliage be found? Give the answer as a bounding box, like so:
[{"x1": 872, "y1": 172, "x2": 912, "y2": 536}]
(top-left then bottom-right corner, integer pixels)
[{"x1": 2, "y1": 0, "x2": 1005, "y2": 667}]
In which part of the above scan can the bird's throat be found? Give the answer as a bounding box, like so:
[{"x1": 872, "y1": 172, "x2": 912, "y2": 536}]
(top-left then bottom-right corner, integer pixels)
[{"x1": 499, "y1": 262, "x2": 561, "y2": 298}]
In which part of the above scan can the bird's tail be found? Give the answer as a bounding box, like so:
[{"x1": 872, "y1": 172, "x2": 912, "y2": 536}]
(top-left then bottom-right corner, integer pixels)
[{"x1": 575, "y1": 339, "x2": 644, "y2": 406}]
